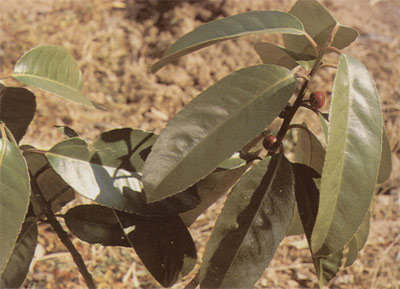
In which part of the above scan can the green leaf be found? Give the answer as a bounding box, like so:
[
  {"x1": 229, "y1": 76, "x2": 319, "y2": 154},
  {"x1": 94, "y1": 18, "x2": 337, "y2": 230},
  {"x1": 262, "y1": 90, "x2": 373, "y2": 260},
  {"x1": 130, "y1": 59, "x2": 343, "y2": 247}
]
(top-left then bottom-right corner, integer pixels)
[
  {"x1": 0, "y1": 217, "x2": 38, "y2": 288},
  {"x1": 345, "y1": 210, "x2": 370, "y2": 267},
  {"x1": 314, "y1": 250, "x2": 343, "y2": 287},
  {"x1": 283, "y1": 0, "x2": 358, "y2": 56},
  {"x1": 152, "y1": 11, "x2": 305, "y2": 72},
  {"x1": 217, "y1": 152, "x2": 246, "y2": 170},
  {"x1": 180, "y1": 164, "x2": 250, "y2": 227},
  {"x1": 12, "y1": 45, "x2": 95, "y2": 107},
  {"x1": 319, "y1": 113, "x2": 329, "y2": 144},
  {"x1": 295, "y1": 123, "x2": 326, "y2": 174},
  {"x1": 22, "y1": 150, "x2": 75, "y2": 214},
  {"x1": 254, "y1": 42, "x2": 315, "y2": 70},
  {"x1": 64, "y1": 205, "x2": 197, "y2": 287},
  {"x1": 92, "y1": 128, "x2": 157, "y2": 173},
  {"x1": 0, "y1": 138, "x2": 30, "y2": 273},
  {"x1": 311, "y1": 54, "x2": 383, "y2": 257},
  {"x1": 55, "y1": 125, "x2": 79, "y2": 138},
  {"x1": 0, "y1": 86, "x2": 36, "y2": 143},
  {"x1": 377, "y1": 128, "x2": 392, "y2": 184},
  {"x1": 199, "y1": 154, "x2": 295, "y2": 288},
  {"x1": 143, "y1": 64, "x2": 296, "y2": 202},
  {"x1": 46, "y1": 138, "x2": 199, "y2": 215}
]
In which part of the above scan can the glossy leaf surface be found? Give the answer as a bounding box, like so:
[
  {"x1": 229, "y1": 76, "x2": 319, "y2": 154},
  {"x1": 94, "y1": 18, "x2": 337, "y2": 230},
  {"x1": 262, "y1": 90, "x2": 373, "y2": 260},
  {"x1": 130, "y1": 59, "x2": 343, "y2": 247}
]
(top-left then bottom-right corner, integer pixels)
[
  {"x1": 12, "y1": 45, "x2": 94, "y2": 107},
  {"x1": 199, "y1": 154, "x2": 295, "y2": 288},
  {"x1": 345, "y1": 210, "x2": 370, "y2": 267},
  {"x1": 295, "y1": 123, "x2": 326, "y2": 174},
  {"x1": 0, "y1": 86, "x2": 36, "y2": 143},
  {"x1": 311, "y1": 54, "x2": 383, "y2": 256},
  {"x1": 0, "y1": 218, "x2": 38, "y2": 288},
  {"x1": 152, "y1": 11, "x2": 305, "y2": 72},
  {"x1": 0, "y1": 138, "x2": 30, "y2": 273},
  {"x1": 143, "y1": 64, "x2": 296, "y2": 202},
  {"x1": 283, "y1": 0, "x2": 358, "y2": 55},
  {"x1": 65, "y1": 205, "x2": 197, "y2": 287}
]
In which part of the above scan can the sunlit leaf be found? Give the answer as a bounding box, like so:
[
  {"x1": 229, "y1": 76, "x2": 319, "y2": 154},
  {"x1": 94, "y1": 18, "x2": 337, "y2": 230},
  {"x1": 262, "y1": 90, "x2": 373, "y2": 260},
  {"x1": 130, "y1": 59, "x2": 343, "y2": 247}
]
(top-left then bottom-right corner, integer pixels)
[
  {"x1": 199, "y1": 154, "x2": 295, "y2": 288},
  {"x1": 254, "y1": 42, "x2": 315, "y2": 70},
  {"x1": 55, "y1": 125, "x2": 79, "y2": 138},
  {"x1": 319, "y1": 113, "x2": 329, "y2": 144},
  {"x1": 0, "y1": 138, "x2": 30, "y2": 273},
  {"x1": 216, "y1": 152, "x2": 246, "y2": 170},
  {"x1": 152, "y1": 11, "x2": 305, "y2": 72},
  {"x1": 314, "y1": 250, "x2": 343, "y2": 287},
  {"x1": 377, "y1": 128, "x2": 392, "y2": 184},
  {"x1": 64, "y1": 205, "x2": 197, "y2": 287},
  {"x1": 345, "y1": 210, "x2": 370, "y2": 267},
  {"x1": 22, "y1": 149, "x2": 75, "y2": 214},
  {"x1": 180, "y1": 164, "x2": 250, "y2": 227},
  {"x1": 0, "y1": 217, "x2": 38, "y2": 288},
  {"x1": 12, "y1": 45, "x2": 95, "y2": 107},
  {"x1": 295, "y1": 123, "x2": 326, "y2": 174},
  {"x1": 311, "y1": 54, "x2": 383, "y2": 257},
  {"x1": 284, "y1": 0, "x2": 358, "y2": 56},
  {"x1": 0, "y1": 86, "x2": 36, "y2": 143},
  {"x1": 143, "y1": 65, "x2": 296, "y2": 202}
]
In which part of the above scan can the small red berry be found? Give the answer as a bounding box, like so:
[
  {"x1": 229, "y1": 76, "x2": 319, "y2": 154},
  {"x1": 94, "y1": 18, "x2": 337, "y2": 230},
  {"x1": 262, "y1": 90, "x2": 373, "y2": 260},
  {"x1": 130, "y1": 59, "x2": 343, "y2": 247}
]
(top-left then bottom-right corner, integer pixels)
[
  {"x1": 309, "y1": 91, "x2": 325, "y2": 109},
  {"x1": 263, "y1": 135, "x2": 280, "y2": 152}
]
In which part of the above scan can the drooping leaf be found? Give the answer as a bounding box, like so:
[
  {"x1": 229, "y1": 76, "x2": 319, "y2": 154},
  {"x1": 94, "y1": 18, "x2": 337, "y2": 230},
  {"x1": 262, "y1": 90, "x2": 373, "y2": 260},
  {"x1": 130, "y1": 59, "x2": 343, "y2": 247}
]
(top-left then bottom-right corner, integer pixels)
[
  {"x1": 152, "y1": 11, "x2": 305, "y2": 72},
  {"x1": 180, "y1": 164, "x2": 250, "y2": 227},
  {"x1": 285, "y1": 201, "x2": 304, "y2": 236},
  {"x1": 0, "y1": 217, "x2": 38, "y2": 288},
  {"x1": 199, "y1": 154, "x2": 295, "y2": 288},
  {"x1": 12, "y1": 45, "x2": 95, "y2": 107},
  {"x1": 0, "y1": 86, "x2": 36, "y2": 143},
  {"x1": 345, "y1": 210, "x2": 370, "y2": 267},
  {"x1": 377, "y1": 128, "x2": 392, "y2": 184},
  {"x1": 0, "y1": 138, "x2": 30, "y2": 273},
  {"x1": 311, "y1": 54, "x2": 383, "y2": 257},
  {"x1": 254, "y1": 42, "x2": 315, "y2": 70},
  {"x1": 92, "y1": 128, "x2": 157, "y2": 173},
  {"x1": 64, "y1": 205, "x2": 197, "y2": 287},
  {"x1": 283, "y1": 0, "x2": 358, "y2": 56},
  {"x1": 22, "y1": 149, "x2": 75, "y2": 214},
  {"x1": 295, "y1": 123, "x2": 326, "y2": 174},
  {"x1": 314, "y1": 250, "x2": 343, "y2": 287},
  {"x1": 143, "y1": 64, "x2": 296, "y2": 202},
  {"x1": 55, "y1": 125, "x2": 79, "y2": 138},
  {"x1": 46, "y1": 138, "x2": 199, "y2": 215}
]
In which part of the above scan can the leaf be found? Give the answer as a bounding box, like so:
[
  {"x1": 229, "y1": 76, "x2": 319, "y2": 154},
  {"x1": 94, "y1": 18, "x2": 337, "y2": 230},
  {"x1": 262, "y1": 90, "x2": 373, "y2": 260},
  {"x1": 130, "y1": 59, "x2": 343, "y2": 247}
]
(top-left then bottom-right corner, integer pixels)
[
  {"x1": 345, "y1": 210, "x2": 370, "y2": 267},
  {"x1": 0, "y1": 138, "x2": 30, "y2": 273},
  {"x1": 12, "y1": 45, "x2": 95, "y2": 107},
  {"x1": 0, "y1": 86, "x2": 36, "y2": 143},
  {"x1": 92, "y1": 128, "x2": 157, "y2": 173},
  {"x1": 199, "y1": 154, "x2": 295, "y2": 288},
  {"x1": 314, "y1": 250, "x2": 343, "y2": 287},
  {"x1": 46, "y1": 138, "x2": 199, "y2": 215},
  {"x1": 22, "y1": 150, "x2": 75, "y2": 214},
  {"x1": 377, "y1": 128, "x2": 392, "y2": 184},
  {"x1": 319, "y1": 113, "x2": 329, "y2": 144},
  {"x1": 311, "y1": 54, "x2": 383, "y2": 257},
  {"x1": 217, "y1": 152, "x2": 246, "y2": 170},
  {"x1": 151, "y1": 11, "x2": 305, "y2": 72},
  {"x1": 285, "y1": 201, "x2": 304, "y2": 236},
  {"x1": 283, "y1": 0, "x2": 358, "y2": 56},
  {"x1": 143, "y1": 64, "x2": 296, "y2": 202},
  {"x1": 294, "y1": 123, "x2": 326, "y2": 174},
  {"x1": 55, "y1": 125, "x2": 79, "y2": 138},
  {"x1": 0, "y1": 217, "x2": 38, "y2": 288},
  {"x1": 64, "y1": 205, "x2": 197, "y2": 287},
  {"x1": 180, "y1": 164, "x2": 250, "y2": 227},
  {"x1": 254, "y1": 42, "x2": 315, "y2": 70}
]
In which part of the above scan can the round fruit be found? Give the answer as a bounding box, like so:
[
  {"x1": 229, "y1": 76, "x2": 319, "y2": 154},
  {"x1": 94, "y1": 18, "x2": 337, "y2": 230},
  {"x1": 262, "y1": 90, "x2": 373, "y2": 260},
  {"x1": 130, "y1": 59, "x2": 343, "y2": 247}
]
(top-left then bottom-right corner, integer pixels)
[
  {"x1": 309, "y1": 91, "x2": 325, "y2": 109},
  {"x1": 263, "y1": 135, "x2": 279, "y2": 152}
]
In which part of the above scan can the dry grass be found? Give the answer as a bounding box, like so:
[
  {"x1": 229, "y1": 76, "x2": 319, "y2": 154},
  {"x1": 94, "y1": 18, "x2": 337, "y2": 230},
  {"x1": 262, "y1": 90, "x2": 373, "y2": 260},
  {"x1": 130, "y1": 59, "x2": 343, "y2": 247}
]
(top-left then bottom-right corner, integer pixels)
[{"x1": 1, "y1": 0, "x2": 399, "y2": 288}]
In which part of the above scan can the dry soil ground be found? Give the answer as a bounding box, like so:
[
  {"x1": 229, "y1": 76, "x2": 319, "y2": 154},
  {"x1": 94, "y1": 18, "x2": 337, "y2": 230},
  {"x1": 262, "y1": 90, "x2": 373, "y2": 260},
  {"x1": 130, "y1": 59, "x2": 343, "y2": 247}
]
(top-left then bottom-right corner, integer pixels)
[{"x1": 1, "y1": 0, "x2": 399, "y2": 288}]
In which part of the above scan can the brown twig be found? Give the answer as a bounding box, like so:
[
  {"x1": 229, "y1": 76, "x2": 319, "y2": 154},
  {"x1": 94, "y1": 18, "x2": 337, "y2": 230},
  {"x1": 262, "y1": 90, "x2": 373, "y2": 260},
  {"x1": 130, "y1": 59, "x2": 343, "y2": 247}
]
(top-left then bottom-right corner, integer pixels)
[{"x1": 30, "y1": 172, "x2": 96, "y2": 289}]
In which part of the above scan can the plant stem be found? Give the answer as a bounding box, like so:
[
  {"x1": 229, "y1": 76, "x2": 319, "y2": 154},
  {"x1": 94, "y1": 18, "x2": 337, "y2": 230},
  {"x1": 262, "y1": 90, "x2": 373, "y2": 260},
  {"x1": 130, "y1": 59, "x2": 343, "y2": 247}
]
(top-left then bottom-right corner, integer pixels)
[
  {"x1": 275, "y1": 24, "x2": 340, "y2": 143},
  {"x1": 30, "y1": 173, "x2": 96, "y2": 289}
]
